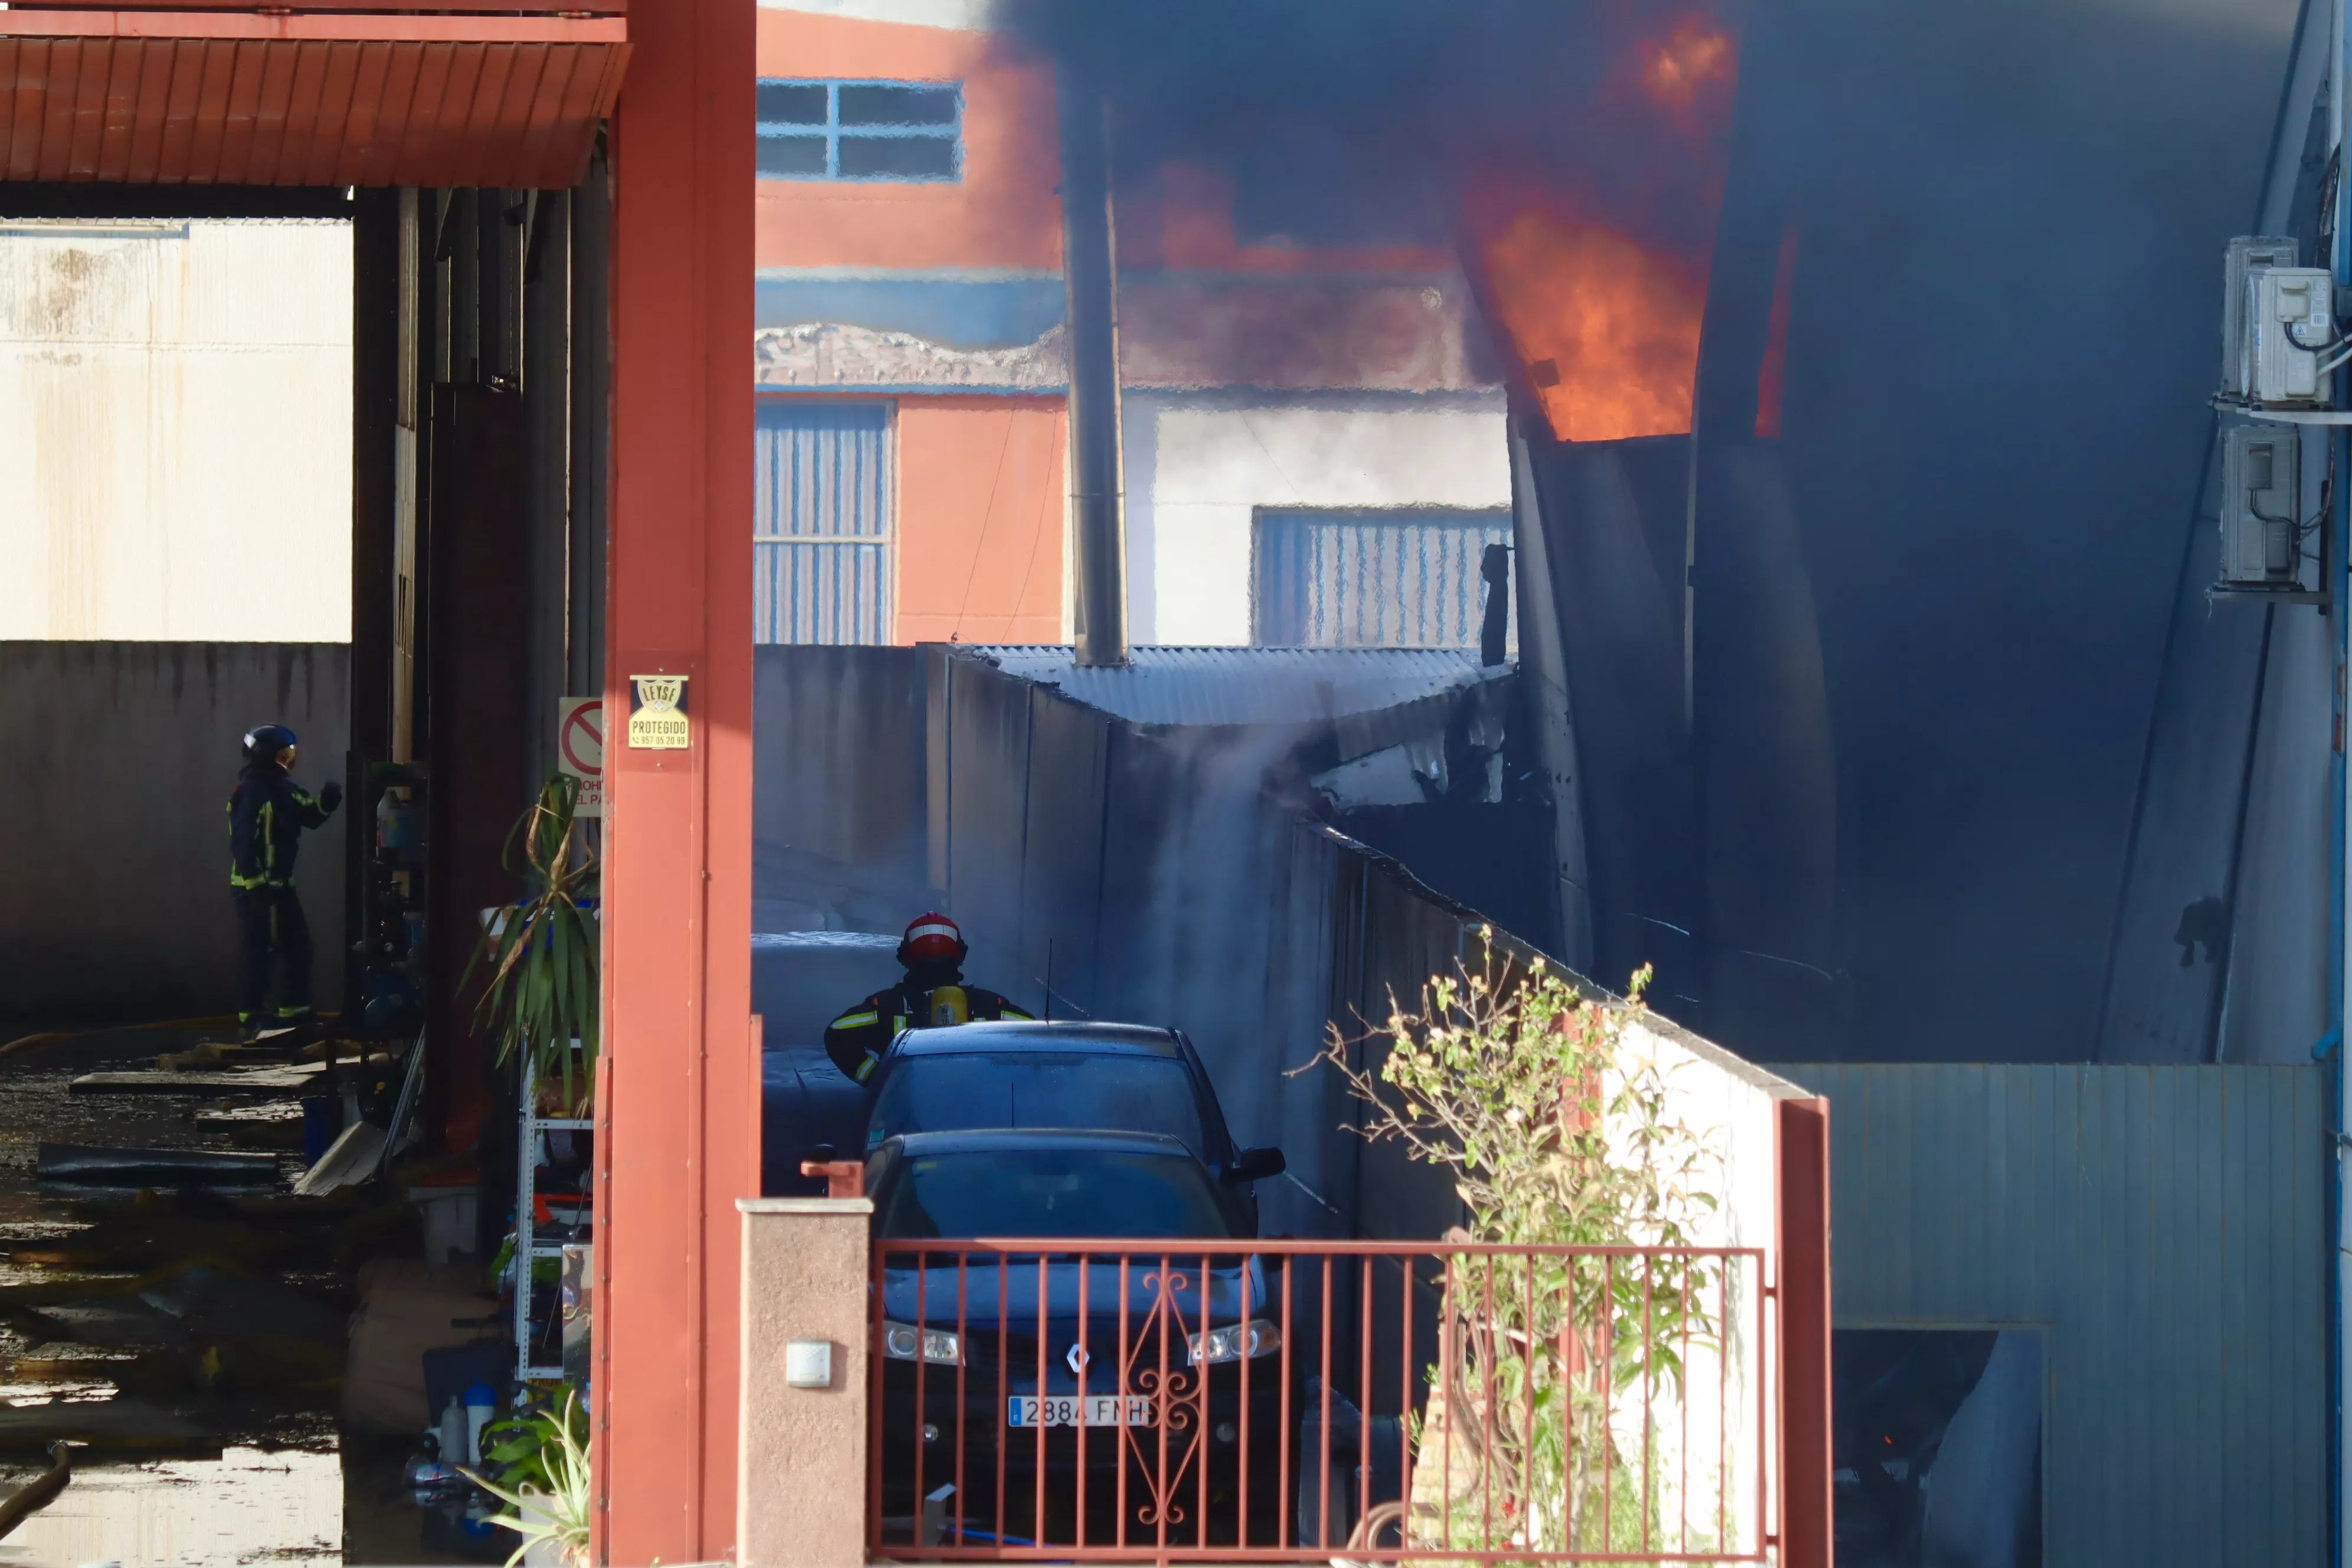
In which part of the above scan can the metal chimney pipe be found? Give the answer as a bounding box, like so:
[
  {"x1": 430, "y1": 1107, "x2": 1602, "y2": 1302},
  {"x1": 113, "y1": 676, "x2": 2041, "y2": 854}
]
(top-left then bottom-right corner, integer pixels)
[{"x1": 1057, "y1": 64, "x2": 1129, "y2": 667}]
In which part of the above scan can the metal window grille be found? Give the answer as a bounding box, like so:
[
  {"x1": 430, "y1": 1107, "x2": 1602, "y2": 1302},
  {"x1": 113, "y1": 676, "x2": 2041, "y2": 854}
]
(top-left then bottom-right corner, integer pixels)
[
  {"x1": 1253, "y1": 509, "x2": 1513, "y2": 650},
  {"x1": 755, "y1": 400, "x2": 893, "y2": 645},
  {"x1": 756, "y1": 79, "x2": 963, "y2": 182}
]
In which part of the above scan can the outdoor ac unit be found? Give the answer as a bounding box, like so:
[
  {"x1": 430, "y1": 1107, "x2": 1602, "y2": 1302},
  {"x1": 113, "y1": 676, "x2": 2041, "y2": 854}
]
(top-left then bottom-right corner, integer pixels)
[
  {"x1": 2241, "y1": 265, "x2": 2335, "y2": 406},
  {"x1": 2222, "y1": 236, "x2": 2298, "y2": 396},
  {"x1": 2220, "y1": 423, "x2": 2301, "y2": 586}
]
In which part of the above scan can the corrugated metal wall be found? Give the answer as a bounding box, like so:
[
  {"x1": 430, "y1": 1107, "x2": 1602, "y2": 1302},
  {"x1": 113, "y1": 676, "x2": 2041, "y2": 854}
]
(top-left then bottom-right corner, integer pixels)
[
  {"x1": 753, "y1": 399, "x2": 893, "y2": 644},
  {"x1": 1252, "y1": 507, "x2": 1511, "y2": 648},
  {"x1": 0, "y1": 219, "x2": 352, "y2": 641},
  {"x1": 1779, "y1": 1062, "x2": 2325, "y2": 1566}
]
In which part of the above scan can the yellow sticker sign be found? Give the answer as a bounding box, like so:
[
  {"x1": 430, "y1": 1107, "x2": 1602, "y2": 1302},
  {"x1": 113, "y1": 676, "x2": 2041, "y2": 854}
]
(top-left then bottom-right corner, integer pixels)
[{"x1": 626, "y1": 674, "x2": 691, "y2": 750}]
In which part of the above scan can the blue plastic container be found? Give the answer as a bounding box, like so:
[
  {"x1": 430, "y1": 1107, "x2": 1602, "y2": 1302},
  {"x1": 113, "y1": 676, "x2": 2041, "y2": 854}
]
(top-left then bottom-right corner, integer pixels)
[{"x1": 300, "y1": 1096, "x2": 338, "y2": 1164}]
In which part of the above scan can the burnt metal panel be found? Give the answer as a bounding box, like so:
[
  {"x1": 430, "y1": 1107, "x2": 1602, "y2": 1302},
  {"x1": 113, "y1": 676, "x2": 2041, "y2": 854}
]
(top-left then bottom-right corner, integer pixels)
[
  {"x1": 1782, "y1": 1061, "x2": 2324, "y2": 1567},
  {"x1": 1519, "y1": 434, "x2": 1700, "y2": 1017}
]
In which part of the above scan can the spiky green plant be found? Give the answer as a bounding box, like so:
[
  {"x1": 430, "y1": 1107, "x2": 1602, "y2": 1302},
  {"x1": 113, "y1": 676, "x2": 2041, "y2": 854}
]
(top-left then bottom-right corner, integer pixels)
[
  {"x1": 465, "y1": 772, "x2": 599, "y2": 1116},
  {"x1": 464, "y1": 1389, "x2": 591, "y2": 1567}
]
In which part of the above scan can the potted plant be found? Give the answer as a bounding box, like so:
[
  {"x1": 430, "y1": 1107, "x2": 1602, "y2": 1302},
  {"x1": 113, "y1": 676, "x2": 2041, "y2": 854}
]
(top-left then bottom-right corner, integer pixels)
[
  {"x1": 467, "y1": 772, "x2": 599, "y2": 1118},
  {"x1": 467, "y1": 1389, "x2": 592, "y2": 1567}
]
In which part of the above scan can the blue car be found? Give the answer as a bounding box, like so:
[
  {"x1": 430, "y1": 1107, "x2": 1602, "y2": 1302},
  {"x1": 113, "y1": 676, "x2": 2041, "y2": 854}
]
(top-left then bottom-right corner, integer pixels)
[{"x1": 858, "y1": 1020, "x2": 1286, "y2": 1213}]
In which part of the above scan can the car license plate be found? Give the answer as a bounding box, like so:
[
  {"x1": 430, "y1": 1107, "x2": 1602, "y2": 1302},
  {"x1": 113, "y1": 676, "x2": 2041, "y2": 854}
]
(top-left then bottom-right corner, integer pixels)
[{"x1": 1007, "y1": 1394, "x2": 1153, "y2": 1428}]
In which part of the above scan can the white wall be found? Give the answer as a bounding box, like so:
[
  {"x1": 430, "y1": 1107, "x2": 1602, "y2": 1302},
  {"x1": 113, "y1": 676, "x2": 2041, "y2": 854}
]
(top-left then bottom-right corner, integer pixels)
[
  {"x1": 0, "y1": 219, "x2": 352, "y2": 641},
  {"x1": 1123, "y1": 392, "x2": 1512, "y2": 645}
]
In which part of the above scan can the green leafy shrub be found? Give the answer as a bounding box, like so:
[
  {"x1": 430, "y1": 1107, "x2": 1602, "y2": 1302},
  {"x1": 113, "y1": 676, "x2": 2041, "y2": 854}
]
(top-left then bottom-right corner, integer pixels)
[{"x1": 1312, "y1": 935, "x2": 1728, "y2": 1557}]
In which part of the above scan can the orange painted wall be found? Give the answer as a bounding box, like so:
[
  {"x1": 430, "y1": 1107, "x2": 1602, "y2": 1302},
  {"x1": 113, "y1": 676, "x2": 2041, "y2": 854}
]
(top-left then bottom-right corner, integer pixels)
[
  {"x1": 894, "y1": 397, "x2": 1065, "y2": 644},
  {"x1": 753, "y1": 10, "x2": 1061, "y2": 272}
]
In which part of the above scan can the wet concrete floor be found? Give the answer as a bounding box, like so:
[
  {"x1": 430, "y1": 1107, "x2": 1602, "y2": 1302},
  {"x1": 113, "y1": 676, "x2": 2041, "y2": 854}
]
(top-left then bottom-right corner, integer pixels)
[{"x1": 0, "y1": 1022, "x2": 500, "y2": 1566}]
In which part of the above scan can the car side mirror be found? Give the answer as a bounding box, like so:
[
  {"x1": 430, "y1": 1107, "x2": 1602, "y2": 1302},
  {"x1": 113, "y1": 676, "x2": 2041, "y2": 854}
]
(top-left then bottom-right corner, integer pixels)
[{"x1": 1225, "y1": 1146, "x2": 1285, "y2": 1183}]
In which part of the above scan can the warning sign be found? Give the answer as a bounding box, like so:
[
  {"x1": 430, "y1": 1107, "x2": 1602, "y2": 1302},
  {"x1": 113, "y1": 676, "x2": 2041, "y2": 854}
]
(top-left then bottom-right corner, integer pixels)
[
  {"x1": 626, "y1": 674, "x2": 691, "y2": 751},
  {"x1": 557, "y1": 695, "x2": 604, "y2": 817}
]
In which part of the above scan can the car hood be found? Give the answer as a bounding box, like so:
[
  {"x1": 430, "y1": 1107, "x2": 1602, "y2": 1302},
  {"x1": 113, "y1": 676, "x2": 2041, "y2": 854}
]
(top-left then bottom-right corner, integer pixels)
[{"x1": 880, "y1": 1253, "x2": 1265, "y2": 1326}]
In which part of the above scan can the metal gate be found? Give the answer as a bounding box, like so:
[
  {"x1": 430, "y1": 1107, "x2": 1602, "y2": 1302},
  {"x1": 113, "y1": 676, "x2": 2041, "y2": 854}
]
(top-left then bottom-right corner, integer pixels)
[
  {"x1": 867, "y1": 1237, "x2": 1770, "y2": 1562},
  {"x1": 754, "y1": 398, "x2": 893, "y2": 644}
]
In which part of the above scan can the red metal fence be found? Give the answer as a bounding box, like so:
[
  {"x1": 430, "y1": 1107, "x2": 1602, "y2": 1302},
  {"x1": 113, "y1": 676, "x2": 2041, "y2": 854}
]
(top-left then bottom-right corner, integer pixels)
[{"x1": 868, "y1": 1239, "x2": 1773, "y2": 1564}]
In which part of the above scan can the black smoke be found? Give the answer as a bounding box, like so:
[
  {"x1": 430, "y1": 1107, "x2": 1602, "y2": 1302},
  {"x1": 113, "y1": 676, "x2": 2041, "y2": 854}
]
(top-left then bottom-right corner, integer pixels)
[
  {"x1": 994, "y1": 0, "x2": 2308, "y2": 1064},
  {"x1": 991, "y1": 0, "x2": 1732, "y2": 262}
]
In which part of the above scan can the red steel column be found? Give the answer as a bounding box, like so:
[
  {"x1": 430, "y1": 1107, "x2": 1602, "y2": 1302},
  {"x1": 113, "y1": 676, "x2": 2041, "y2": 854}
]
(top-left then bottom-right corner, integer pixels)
[
  {"x1": 1775, "y1": 1096, "x2": 1834, "y2": 1567},
  {"x1": 594, "y1": 0, "x2": 756, "y2": 1553}
]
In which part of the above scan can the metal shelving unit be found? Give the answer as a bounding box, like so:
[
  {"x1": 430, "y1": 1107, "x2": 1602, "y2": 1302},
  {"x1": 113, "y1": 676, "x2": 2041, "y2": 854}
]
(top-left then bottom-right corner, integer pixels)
[{"x1": 515, "y1": 1112, "x2": 593, "y2": 1381}]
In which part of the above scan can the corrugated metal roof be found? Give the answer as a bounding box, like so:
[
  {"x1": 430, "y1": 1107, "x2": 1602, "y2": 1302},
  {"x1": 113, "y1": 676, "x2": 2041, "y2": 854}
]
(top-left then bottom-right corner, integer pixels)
[
  {"x1": 1780, "y1": 1062, "x2": 2324, "y2": 1567},
  {"x1": 0, "y1": 17, "x2": 627, "y2": 188},
  {"x1": 955, "y1": 645, "x2": 1500, "y2": 727},
  {"x1": 749, "y1": 931, "x2": 897, "y2": 950}
]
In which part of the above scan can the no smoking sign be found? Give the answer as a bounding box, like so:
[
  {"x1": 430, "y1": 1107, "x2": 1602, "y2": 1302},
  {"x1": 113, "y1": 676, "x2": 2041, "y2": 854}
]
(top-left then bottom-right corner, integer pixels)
[{"x1": 557, "y1": 695, "x2": 605, "y2": 818}]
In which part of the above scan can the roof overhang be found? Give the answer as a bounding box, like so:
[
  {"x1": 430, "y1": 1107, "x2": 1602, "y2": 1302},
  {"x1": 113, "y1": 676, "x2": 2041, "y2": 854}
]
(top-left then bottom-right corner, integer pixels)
[{"x1": 0, "y1": 6, "x2": 628, "y2": 187}]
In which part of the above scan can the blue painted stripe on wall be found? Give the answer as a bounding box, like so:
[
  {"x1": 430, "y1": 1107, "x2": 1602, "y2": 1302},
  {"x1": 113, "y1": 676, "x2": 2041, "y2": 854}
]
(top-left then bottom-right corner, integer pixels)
[{"x1": 756, "y1": 274, "x2": 1066, "y2": 348}]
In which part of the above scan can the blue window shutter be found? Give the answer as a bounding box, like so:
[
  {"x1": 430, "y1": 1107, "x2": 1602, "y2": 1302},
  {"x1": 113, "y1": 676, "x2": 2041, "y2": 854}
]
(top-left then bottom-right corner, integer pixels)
[
  {"x1": 753, "y1": 401, "x2": 893, "y2": 645},
  {"x1": 1253, "y1": 508, "x2": 1512, "y2": 649}
]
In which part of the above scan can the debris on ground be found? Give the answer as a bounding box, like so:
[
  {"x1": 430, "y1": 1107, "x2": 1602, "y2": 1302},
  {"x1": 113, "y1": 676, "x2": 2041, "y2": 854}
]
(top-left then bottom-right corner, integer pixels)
[
  {"x1": 35, "y1": 1144, "x2": 279, "y2": 1186},
  {"x1": 0, "y1": 1396, "x2": 214, "y2": 1456},
  {"x1": 69, "y1": 1062, "x2": 328, "y2": 1096},
  {"x1": 0, "y1": 1442, "x2": 71, "y2": 1540}
]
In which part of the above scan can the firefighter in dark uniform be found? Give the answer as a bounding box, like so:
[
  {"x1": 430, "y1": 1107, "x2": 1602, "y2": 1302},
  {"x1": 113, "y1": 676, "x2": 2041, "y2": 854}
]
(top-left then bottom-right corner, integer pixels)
[
  {"x1": 823, "y1": 912, "x2": 1030, "y2": 1086},
  {"x1": 227, "y1": 724, "x2": 341, "y2": 1040}
]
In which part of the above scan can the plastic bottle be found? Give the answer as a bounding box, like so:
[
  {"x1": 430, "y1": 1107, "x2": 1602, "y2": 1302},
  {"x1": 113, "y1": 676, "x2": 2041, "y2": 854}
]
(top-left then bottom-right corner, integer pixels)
[
  {"x1": 437, "y1": 1396, "x2": 466, "y2": 1471},
  {"x1": 377, "y1": 787, "x2": 414, "y2": 855},
  {"x1": 463, "y1": 1380, "x2": 498, "y2": 1466}
]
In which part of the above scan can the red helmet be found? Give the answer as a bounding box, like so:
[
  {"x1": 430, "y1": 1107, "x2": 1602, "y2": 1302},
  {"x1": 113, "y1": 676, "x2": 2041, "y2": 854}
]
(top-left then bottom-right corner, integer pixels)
[{"x1": 900, "y1": 912, "x2": 965, "y2": 965}]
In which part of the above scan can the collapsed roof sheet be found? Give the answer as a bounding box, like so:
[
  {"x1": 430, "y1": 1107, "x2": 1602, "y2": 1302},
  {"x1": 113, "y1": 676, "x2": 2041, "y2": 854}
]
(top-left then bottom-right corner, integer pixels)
[{"x1": 955, "y1": 645, "x2": 1498, "y2": 727}]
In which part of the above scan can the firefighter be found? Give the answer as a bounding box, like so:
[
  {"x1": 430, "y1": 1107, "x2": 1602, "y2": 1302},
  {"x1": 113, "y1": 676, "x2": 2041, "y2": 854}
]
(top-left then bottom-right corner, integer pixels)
[
  {"x1": 823, "y1": 912, "x2": 1030, "y2": 1085},
  {"x1": 227, "y1": 724, "x2": 341, "y2": 1040}
]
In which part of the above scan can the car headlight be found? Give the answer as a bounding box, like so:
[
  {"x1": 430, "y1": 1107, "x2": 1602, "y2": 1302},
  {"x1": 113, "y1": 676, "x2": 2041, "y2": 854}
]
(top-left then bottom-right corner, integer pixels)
[
  {"x1": 1187, "y1": 1318, "x2": 1280, "y2": 1366},
  {"x1": 881, "y1": 1320, "x2": 963, "y2": 1366}
]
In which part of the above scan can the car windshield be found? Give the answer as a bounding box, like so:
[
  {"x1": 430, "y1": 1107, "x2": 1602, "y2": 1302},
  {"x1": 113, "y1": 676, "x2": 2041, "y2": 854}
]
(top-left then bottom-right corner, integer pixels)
[
  {"x1": 876, "y1": 1148, "x2": 1230, "y2": 1240},
  {"x1": 869, "y1": 1052, "x2": 1208, "y2": 1157}
]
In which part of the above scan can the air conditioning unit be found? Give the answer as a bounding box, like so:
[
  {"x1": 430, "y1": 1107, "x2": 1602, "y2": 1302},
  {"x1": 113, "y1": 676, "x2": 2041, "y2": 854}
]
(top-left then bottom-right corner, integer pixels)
[
  {"x1": 2241, "y1": 265, "x2": 2335, "y2": 406},
  {"x1": 2222, "y1": 236, "x2": 2298, "y2": 395},
  {"x1": 2219, "y1": 423, "x2": 2301, "y2": 586}
]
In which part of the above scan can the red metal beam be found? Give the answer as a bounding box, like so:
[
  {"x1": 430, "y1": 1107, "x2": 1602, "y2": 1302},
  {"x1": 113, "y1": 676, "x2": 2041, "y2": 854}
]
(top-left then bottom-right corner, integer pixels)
[
  {"x1": 10, "y1": 0, "x2": 627, "y2": 15},
  {"x1": 1775, "y1": 1096, "x2": 1834, "y2": 1568},
  {"x1": 594, "y1": 0, "x2": 754, "y2": 1554}
]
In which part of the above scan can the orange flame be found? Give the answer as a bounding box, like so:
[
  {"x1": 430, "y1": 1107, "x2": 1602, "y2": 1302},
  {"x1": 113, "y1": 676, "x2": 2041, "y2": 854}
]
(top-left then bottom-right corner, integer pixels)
[
  {"x1": 1466, "y1": 11, "x2": 1735, "y2": 444},
  {"x1": 1642, "y1": 18, "x2": 1734, "y2": 121},
  {"x1": 1476, "y1": 194, "x2": 1706, "y2": 444}
]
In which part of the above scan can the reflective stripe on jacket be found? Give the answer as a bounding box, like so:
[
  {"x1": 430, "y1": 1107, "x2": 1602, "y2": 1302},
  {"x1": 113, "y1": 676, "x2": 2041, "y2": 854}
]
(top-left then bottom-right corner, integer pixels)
[
  {"x1": 821, "y1": 980, "x2": 1031, "y2": 1084},
  {"x1": 228, "y1": 761, "x2": 334, "y2": 888}
]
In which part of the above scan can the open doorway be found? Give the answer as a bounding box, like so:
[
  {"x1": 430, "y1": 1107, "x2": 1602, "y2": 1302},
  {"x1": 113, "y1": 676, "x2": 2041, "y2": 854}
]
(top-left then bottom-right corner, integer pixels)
[
  {"x1": 0, "y1": 201, "x2": 377, "y2": 1560},
  {"x1": 0, "y1": 169, "x2": 607, "y2": 1562},
  {"x1": 1834, "y1": 1327, "x2": 2046, "y2": 1568}
]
